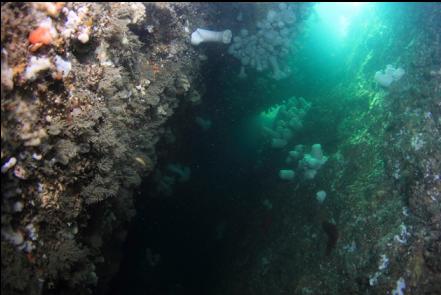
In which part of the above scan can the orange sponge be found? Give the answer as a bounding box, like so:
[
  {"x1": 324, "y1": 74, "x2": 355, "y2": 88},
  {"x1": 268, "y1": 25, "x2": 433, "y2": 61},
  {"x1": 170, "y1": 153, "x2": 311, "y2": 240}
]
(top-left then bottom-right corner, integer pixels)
[{"x1": 28, "y1": 27, "x2": 52, "y2": 45}]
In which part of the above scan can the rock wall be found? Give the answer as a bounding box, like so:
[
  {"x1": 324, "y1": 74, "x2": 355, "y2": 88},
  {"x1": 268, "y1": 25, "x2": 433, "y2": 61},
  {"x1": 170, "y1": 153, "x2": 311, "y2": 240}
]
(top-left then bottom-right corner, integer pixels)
[{"x1": 1, "y1": 2, "x2": 211, "y2": 294}]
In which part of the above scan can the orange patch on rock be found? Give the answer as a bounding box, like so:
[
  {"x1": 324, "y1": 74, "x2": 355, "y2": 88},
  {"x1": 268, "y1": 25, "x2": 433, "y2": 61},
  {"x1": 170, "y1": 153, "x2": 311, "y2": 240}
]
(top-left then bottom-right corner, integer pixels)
[
  {"x1": 26, "y1": 252, "x2": 36, "y2": 264},
  {"x1": 12, "y1": 63, "x2": 27, "y2": 76}
]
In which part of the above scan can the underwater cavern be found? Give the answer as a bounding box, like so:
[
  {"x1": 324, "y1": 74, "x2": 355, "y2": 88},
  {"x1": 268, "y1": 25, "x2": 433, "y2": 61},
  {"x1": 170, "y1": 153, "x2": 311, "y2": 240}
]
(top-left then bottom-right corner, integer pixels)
[{"x1": 1, "y1": 2, "x2": 440, "y2": 295}]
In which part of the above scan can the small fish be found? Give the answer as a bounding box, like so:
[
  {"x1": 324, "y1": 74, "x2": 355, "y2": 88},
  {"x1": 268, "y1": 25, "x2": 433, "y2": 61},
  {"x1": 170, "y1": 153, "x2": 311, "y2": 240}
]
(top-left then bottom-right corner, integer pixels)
[
  {"x1": 134, "y1": 157, "x2": 147, "y2": 167},
  {"x1": 322, "y1": 221, "x2": 339, "y2": 255}
]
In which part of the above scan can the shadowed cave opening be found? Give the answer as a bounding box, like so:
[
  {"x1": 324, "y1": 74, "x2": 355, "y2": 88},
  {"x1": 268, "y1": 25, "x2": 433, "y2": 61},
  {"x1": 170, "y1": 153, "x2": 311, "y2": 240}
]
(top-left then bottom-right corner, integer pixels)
[{"x1": 108, "y1": 53, "x2": 272, "y2": 295}]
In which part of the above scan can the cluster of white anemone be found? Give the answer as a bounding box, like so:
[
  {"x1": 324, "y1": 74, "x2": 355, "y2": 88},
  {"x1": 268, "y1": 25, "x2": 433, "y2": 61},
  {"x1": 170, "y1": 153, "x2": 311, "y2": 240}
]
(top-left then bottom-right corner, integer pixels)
[
  {"x1": 228, "y1": 3, "x2": 299, "y2": 80},
  {"x1": 269, "y1": 96, "x2": 311, "y2": 148}
]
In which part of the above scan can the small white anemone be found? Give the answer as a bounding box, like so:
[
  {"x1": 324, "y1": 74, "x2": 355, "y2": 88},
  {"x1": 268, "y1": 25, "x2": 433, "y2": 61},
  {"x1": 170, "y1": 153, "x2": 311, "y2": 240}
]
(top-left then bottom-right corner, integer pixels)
[
  {"x1": 24, "y1": 56, "x2": 53, "y2": 81},
  {"x1": 191, "y1": 29, "x2": 232, "y2": 46},
  {"x1": 316, "y1": 190, "x2": 327, "y2": 203}
]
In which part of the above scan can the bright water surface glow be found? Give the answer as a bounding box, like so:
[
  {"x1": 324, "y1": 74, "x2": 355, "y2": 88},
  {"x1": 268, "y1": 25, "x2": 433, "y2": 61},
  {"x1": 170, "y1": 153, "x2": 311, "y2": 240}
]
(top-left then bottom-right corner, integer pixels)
[{"x1": 314, "y1": 2, "x2": 368, "y2": 38}]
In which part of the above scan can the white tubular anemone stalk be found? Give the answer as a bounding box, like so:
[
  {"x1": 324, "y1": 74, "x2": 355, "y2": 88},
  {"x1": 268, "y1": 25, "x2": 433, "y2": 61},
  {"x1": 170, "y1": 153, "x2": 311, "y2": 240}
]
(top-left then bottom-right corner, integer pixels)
[{"x1": 191, "y1": 28, "x2": 232, "y2": 46}]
